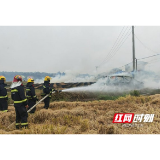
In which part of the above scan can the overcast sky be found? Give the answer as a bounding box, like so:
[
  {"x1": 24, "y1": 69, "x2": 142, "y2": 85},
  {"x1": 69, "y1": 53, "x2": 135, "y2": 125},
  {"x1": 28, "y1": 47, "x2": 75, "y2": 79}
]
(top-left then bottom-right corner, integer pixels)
[{"x1": 0, "y1": 26, "x2": 160, "y2": 74}]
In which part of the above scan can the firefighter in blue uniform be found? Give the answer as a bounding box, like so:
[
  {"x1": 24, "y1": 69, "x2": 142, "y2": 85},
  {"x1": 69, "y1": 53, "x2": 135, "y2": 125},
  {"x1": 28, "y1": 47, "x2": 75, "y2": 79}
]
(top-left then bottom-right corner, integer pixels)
[
  {"x1": 11, "y1": 75, "x2": 28, "y2": 129},
  {"x1": 26, "y1": 78, "x2": 38, "y2": 113},
  {"x1": 0, "y1": 76, "x2": 8, "y2": 112},
  {"x1": 41, "y1": 76, "x2": 54, "y2": 109}
]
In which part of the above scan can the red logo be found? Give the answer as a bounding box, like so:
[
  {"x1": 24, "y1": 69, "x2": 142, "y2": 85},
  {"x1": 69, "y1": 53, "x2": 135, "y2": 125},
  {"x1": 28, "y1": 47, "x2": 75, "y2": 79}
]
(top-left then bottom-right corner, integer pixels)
[{"x1": 112, "y1": 113, "x2": 134, "y2": 123}]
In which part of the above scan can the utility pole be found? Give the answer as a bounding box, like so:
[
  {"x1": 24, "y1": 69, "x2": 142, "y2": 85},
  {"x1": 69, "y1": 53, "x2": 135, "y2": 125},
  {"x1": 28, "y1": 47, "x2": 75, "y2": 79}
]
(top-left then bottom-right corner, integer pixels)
[
  {"x1": 132, "y1": 26, "x2": 136, "y2": 71},
  {"x1": 135, "y1": 58, "x2": 137, "y2": 71}
]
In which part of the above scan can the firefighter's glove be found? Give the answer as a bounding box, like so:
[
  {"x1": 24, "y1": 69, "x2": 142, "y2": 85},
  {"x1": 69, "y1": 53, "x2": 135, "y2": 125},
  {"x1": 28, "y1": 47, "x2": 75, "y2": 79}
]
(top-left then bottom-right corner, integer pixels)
[
  {"x1": 53, "y1": 89, "x2": 59, "y2": 93},
  {"x1": 51, "y1": 89, "x2": 57, "y2": 93},
  {"x1": 51, "y1": 89, "x2": 55, "y2": 92}
]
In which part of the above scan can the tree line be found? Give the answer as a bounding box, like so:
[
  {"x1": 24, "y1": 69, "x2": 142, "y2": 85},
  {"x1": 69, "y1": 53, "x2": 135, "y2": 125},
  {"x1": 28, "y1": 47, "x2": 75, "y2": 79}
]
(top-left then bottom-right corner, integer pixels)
[{"x1": 0, "y1": 71, "x2": 65, "y2": 81}]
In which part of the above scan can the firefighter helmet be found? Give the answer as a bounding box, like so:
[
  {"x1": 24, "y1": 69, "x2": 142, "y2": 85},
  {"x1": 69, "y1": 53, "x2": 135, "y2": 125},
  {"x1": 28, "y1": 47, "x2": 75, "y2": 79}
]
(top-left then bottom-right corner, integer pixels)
[
  {"x1": 13, "y1": 75, "x2": 22, "y2": 82},
  {"x1": 27, "y1": 78, "x2": 34, "y2": 83},
  {"x1": 0, "y1": 76, "x2": 6, "y2": 81},
  {"x1": 44, "y1": 76, "x2": 51, "y2": 81}
]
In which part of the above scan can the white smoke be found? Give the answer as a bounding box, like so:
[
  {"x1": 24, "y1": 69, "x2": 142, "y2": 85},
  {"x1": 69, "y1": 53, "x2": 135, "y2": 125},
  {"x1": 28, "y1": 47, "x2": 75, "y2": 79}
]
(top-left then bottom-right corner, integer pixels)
[
  {"x1": 34, "y1": 78, "x2": 44, "y2": 84},
  {"x1": 62, "y1": 77, "x2": 134, "y2": 93},
  {"x1": 143, "y1": 79, "x2": 160, "y2": 89},
  {"x1": 34, "y1": 70, "x2": 96, "y2": 83},
  {"x1": 33, "y1": 56, "x2": 160, "y2": 94},
  {"x1": 134, "y1": 70, "x2": 160, "y2": 89},
  {"x1": 34, "y1": 67, "x2": 160, "y2": 94},
  {"x1": 62, "y1": 69, "x2": 160, "y2": 93}
]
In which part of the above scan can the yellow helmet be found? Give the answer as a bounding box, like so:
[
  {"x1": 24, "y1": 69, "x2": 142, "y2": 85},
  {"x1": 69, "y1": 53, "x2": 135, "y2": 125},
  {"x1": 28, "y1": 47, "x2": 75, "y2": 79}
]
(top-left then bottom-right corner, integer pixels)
[
  {"x1": 0, "y1": 76, "x2": 6, "y2": 81},
  {"x1": 27, "y1": 78, "x2": 34, "y2": 83},
  {"x1": 44, "y1": 76, "x2": 51, "y2": 81}
]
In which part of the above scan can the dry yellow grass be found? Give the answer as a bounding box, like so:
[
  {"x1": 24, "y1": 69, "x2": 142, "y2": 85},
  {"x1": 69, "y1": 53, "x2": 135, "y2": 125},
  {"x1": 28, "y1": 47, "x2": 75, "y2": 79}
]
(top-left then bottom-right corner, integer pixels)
[{"x1": 0, "y1": 94, "x2": 160, "y2": 134}]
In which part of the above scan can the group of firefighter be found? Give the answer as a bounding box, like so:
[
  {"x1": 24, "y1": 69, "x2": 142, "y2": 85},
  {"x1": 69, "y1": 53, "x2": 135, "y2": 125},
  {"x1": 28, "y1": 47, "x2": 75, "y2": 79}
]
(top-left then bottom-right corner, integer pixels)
[{"x1": 0, "y1": 75, "x2": 55, "y2": 129}]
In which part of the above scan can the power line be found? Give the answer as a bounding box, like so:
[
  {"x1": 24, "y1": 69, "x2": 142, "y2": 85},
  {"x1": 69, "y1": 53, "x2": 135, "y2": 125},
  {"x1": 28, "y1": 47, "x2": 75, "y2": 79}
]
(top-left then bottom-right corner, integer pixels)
[
  {"x1": 103, "y1": 27, "x2": 129, "y2": 61},
  {"x1": 98, "y1": 26, "x2": 126, "y2": 66},
  {"x1": 100, "y1": 27, "x2": 132, "y2": 66},
  {"x1": 102, "y1": 25, "x2": 131, "y2": 62},
  {"x1": 117, "y1": 54, "x2": 160, "y2": 70},
  {"x1": 96, "y1": 25, "x2": 136, "y2": 74},
  {"x1": 103, "y1": 27, "x2": 131, "y2": 63},
  {"x1": 135, "y1": 34, "x2": 159, "y2": 54},
  {"x1": 98, "y1": 26, "x2": 130, "y2": 67},
  {"x1": 137, "y1": 53, "x2": 160, "y2": 60}
]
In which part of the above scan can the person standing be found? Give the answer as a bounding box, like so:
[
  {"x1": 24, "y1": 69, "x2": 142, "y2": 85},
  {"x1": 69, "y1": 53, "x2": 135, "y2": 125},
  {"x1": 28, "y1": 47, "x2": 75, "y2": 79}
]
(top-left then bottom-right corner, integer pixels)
[
  {"x1": 26, "y1": 78, "x2": 38, "y2": 113},
  {"x1": 11, "y1": 75, "x2": 28, "y2": 129},
  {"x1": 41, "y1": 76, "x2": 54, "y2": 109},
  {"x1": 0, "y1": 76, "x2": 8, "y2": 112}
]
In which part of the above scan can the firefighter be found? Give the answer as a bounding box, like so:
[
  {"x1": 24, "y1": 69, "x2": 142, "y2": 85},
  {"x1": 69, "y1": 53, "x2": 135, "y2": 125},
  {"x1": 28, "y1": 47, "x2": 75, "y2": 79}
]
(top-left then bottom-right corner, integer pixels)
[
  {"x1": 41, "y1": 76, "x2": 54, "y2": 109},
  {"x1": 0, "y1": 76, "x2": 8, "y2": 112},
  {"x1": 26, "y1": 78, "x2": 38, "y2": 113},
  {"x1": 11, "y1": 75, "x2": 28, "y2": 129}
]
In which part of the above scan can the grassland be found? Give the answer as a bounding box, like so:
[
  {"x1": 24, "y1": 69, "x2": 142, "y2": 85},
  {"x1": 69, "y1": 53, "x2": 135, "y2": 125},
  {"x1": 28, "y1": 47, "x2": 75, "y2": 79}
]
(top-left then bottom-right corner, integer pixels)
[{"x1": 0, "y1": 93, "x2": 160, "y2": 134}]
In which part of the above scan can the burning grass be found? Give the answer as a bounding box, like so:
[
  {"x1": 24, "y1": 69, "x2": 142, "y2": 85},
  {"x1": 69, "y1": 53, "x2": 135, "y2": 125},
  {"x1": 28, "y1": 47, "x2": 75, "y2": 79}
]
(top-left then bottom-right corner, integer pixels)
[{"x1": 1, "y1": 94, "x2": 160, "y2": 134}]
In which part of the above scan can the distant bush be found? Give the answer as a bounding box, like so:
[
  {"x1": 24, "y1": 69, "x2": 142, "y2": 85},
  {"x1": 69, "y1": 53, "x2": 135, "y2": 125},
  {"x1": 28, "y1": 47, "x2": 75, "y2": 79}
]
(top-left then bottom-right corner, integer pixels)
[
  {"x1": 130, "y1": 90, "x2": 140, "y2": 97},
  {"x1": 98, "y1": 94, "x2": 126, "y2": 100}
]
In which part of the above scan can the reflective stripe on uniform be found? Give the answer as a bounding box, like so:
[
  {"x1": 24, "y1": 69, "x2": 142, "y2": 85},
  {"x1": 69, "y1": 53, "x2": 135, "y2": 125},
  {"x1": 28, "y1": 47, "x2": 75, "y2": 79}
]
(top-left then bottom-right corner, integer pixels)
[
  {"x1": 21, "y1": 123, "x2": 28, "y2": 126},
  {"x1": 14, "y1": 99, "x2": 27, "y2": 103},
  {"x1": 16, "y1": 123, "x2": 21, "y2": 125},
  {"x1": 43, "y1": 85, "x2": 46, "y2": 88},
  {"x1": 16, "y1": 123, "x2": 28, "y2": 126},
  {"x1": 0, "y1": 95, "x2": 8, "y2": 98},
  {"x1": 27, "y1": 95, "x2": 37, "y2": 99},
  {"x1": 2, "y1": 110, "x2": 8, "y2": 112},
  {"x1": 11, "y1": 89, "x2": 18, "y2": 92},
  {"x1": 26, "y1": 89, "x2": 31, "y2": 91}
]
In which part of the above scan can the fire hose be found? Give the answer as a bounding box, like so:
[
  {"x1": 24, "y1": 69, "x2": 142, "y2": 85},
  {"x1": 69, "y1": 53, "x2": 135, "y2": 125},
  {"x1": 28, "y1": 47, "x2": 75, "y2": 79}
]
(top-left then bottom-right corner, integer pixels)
[
  {"x1": 27, "y1": 91, "x2": 55, "y2": 113},
  {"x1": 7, "y1": 90, "x2": 59, "y2": 129}
]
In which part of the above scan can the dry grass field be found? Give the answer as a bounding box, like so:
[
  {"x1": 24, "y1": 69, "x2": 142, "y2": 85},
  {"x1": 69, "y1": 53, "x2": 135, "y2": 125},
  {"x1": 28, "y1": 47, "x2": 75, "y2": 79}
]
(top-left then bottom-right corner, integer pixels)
[{"x1": 0, "y1": 94, "x2": 160, "y2": 134}]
